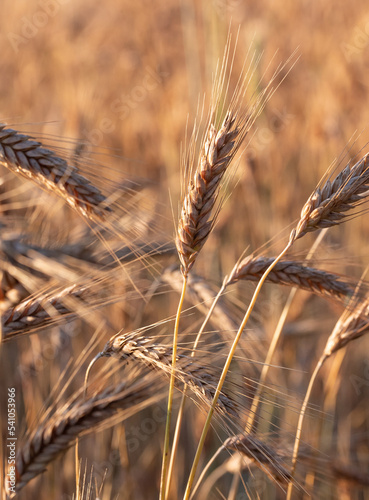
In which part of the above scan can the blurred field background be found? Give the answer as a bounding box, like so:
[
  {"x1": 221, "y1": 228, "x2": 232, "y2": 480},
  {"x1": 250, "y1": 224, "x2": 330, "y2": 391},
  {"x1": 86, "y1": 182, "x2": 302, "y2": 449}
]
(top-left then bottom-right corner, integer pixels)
[{"x1": 1, "y1": 0, "x2": 369, "y2": 499}]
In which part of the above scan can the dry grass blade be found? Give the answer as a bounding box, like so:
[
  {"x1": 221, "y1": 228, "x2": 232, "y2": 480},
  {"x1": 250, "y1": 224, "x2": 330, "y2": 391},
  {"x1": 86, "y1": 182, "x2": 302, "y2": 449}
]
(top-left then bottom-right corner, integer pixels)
[
  {"x1": 9, "y1": 376, "x2": 164, "y2": 497},
  {"x1": 226, "y1": 255, "x2": 354, "y2": 300},
  {"x1": 224, "y1": 434, "x2": 292, "y2": 486},
  {"x1": 176, "y1": 112, "x2": 244, "y2": 276},
  {"x1": 2, "y1": 284, "x2": 88, "y2": 341},
  {"x1": 324, "y1": 295, "x2": 369, "y2": 357},
  {"x1": 101, "y1": 332, "x2": 238, "y2": 416},
  {"x1": 295, "y1": 154, "x2": 369, "y2": 238},
  {"x1": 0, "y1": 124, "x2": 111, "y2": 220}
]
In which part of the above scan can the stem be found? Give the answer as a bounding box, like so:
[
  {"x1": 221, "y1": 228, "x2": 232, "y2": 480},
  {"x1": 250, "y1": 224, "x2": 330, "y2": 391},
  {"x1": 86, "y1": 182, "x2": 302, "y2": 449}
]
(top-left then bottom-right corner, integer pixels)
[
  {"x1": 183, "y1": 236, "x2": 294, "y2": 499},
  {"x1": 245, "y1": 288, "x2": 297, "y2": 433},
  {"x1": 191, "y1": 283, "x2": 227, "y2": 353},
  {"x1": 75, "y1": 441, "x2": 80, "y2": 500},
  {"x1": 160, "y1": 274, "x2": 188, "y2": 500},
  {"x1": 165, "y1": 392, "x2": 186, "y2": 499},
  {"x1": 286, "y1": 354, "x2": 326, "y2": 500},
  {"x1": 228, "y1": 466, "x2": 241, "y2": 500},
  {"x1": 190, "y1": 446, "x2": 225, "y2": 499},
  {"x1": 165, "y1": 284, "x2": 226, "y2": 498},
  {"x1": 245, "y1": 229, "x2": 327, "y2": 434}
]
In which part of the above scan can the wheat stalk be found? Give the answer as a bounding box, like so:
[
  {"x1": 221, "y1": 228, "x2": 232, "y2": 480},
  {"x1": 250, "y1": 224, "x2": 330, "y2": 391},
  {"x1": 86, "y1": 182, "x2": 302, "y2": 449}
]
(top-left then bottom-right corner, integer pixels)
[
  {"x1": 0, "y1": 124, "x2": 111, "y2": 220},
  {"x1": 161, "y1": 266, "x2": 238, "y2": 333},
  {"x1": 187, "y1": 151, "x2": 369, "y2": 498},
  {"x1": 287, "y1": 293, "x2": 369, "y2": 499},
  {"x1": 165, "y1": 104, "x2": 256, "y2": 498}
]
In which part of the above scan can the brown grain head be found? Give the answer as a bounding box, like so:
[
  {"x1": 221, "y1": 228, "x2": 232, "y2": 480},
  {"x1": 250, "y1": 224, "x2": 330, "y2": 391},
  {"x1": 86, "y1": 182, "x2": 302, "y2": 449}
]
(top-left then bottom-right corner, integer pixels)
[
  {"x1": 226, "y1": 255, "x2": 354, "y2": 300},
  {"x1": 10, "y1": 375, "x2": 164, "y2": 497},
  {"x1": 224, "y1": 433, "x2": 292, "y2": 486},
  {"x1": 176, "y1": 112, "x2": 240, "y2": 276},
  {"x1": 102, "y1": 331, "x2": 239, "y2": 416},
  {"x1": 324, "y1": 296, "x2": 369, "y2": 357},
  {"x1": 0, "y1": 124, "x2": 112, "y2": 220},
  {"x1": 1, "y1": 284, "x2": 87, "y2": 342},
  {"x1": 295, "y1": 154, "x2": 369, "y2": 239}
]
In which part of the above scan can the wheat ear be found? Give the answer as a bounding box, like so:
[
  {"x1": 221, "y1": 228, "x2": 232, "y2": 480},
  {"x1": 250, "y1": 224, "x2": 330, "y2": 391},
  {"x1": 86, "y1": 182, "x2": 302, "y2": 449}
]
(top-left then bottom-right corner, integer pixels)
[
  {"x1": 101, "y1": 332, "x2": 238, "y2": 416},
  {"x1": 162, "y1": 110, "x2": 246, "y2": 499},
  {"x1": 295, "y1": 153, "x2": 369, "y2": 238},
  {"x1": 191, "y1": 433, "x2": 292, "y2": 499},
  {"x1": 9, "y1": 376, "x2": 164, "y2": 497},
  {"x1": 324, "y1": 295, "x2": 369, "y2": 356},
  {"x1": 176, "y1": 112, "x2": 242, "y2": 277},
  {"x1": 287, "y1": 295, "x2": 369, "y2": 499},
  {"x1": 0, "y1": 124, "x2": 111, "y2": 220},
  {"x1": 2, "y1": 285, "x2": 87, "y2": 341},
  {"x1": 186, "y1": 153, "x2": 369, "y2": 498},
  {"x1": 227, "y1": 255, "x2": 354, "y2": 300},
  {"x1": 224, "y1": 434, "x2": 292, "y2": 486}
]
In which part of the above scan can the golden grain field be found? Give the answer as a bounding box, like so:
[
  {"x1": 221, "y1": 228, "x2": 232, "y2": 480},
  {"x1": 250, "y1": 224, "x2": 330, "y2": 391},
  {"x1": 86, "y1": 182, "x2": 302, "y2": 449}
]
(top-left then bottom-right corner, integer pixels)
[{"x1": 1, "y1": 1, "x2": 369, "y2": 499}]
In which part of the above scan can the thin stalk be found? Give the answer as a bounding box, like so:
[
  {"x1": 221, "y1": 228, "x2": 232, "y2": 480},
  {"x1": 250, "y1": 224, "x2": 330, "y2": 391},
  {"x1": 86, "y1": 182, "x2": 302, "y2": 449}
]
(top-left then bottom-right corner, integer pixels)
[
  {"x1": 192, "y1": 283, "x2": 227, "y2": 353},
  {"x1": 190, "y1": 446, "x2": 225, "y2": 499},
  {"x1": 183, "y1": 235, "x2": 295, "y2": 499},
  {"x1": 228, "y1": 466, "x2": 241, "y2": 500},
  {"x1": 245, "y1": 229, "x2": 327, "y2": 434},
  {"x1": 75, "y1": 443, "x2": 80, "y2": 500},
  {"x1": 165, "y1": 392, "x2": 187, "y2": 499},
  {"x1": 160, "y1": 275, "x2": 188, "y2": 500},
  {"x1": 84, "y1": 352, "x2": 103, "y2": 396},
  {"x1": 286, "y1": 354, "x2": 327, "y2": 500},
  {"x1": 165, "y1": 283, "x2": 226, "y2": 499},
  {"x1": 245, "y1": 289, "x2": 296, "y2": 433}
]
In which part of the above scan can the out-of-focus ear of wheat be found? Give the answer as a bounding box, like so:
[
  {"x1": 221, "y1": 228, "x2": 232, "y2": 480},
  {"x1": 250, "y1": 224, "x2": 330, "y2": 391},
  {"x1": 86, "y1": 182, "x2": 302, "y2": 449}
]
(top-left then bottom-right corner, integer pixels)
[{"x1": 0, "y1": 125, "x2": 111, "y2": 220}]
